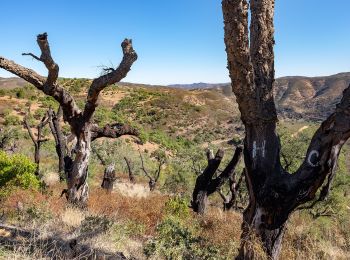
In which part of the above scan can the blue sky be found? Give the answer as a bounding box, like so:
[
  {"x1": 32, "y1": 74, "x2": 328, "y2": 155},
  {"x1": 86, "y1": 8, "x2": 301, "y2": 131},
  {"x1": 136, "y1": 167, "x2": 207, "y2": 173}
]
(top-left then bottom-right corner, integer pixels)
[{"x1": 1, "y1": 0, "x2": 349, "y2": 85}]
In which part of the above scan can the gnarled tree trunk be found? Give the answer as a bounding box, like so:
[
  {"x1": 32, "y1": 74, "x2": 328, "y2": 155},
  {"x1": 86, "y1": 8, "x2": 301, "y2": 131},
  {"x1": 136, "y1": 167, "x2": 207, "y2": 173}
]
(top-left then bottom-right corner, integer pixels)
[
  {"x1": 0, "y1": 33, "x2": 138, "y2": 206},
  {"x1": 222, "y1": 0, "x2": 350, "y2": 259}
]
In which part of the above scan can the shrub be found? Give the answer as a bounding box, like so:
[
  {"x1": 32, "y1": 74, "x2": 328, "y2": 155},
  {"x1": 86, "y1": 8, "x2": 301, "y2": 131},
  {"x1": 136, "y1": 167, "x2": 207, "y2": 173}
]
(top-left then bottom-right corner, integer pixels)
[
  {"x1": 15, "y1": 88, "x2": 25, "y2": 99},
  {"x1": 0, "y1": 151, "x2": 40, "y2": 193},
  {"x1": 3, "y1": 114, "x2": 21, "y2": 126},
  {"x1": 164, "y1": 196, "x2": 190, "y2": 219},
  {"x1": 144, "y1": 217, "x2": 220, "y2": 259}
]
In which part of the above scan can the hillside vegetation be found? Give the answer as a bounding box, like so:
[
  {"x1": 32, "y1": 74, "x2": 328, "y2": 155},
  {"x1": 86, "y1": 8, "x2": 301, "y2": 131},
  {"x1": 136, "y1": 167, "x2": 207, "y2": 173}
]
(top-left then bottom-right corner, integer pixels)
[{"x1": 0, "y1": 78, "x2": 350, "y2": 259}]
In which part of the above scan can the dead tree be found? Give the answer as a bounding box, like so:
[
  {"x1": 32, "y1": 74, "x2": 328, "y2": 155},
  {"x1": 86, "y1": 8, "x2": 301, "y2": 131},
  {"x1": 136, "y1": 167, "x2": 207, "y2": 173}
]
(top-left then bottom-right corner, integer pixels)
[
  {"x1": 191, "y1": 146, "x2": 242, "y2": 214},
  {"x1": 124, "y1": 156, "x2": 136, "y2": 183},
  {"x1": 47, "y1": 106, "x2": 66, "y2": 181},
  {"x1": 222, "y1": 0, "x2": 350, "y2": 258},
  {"x1": 101, "y1": 164, "x2": 116, "y2": 192},
  {"x1": 139, "y1": 150, "x2": 165, "y2": 191},
  {"x1": 92, "y1": 147, "x2": 116, "y2": 192},
  {"x1": 218, "y1": 168, "x2": 245, "y2": 211},
  {"x1": 23, "y1": 114, "x2": 49, "y2": 175},
  {"x1": 0, "y1": 33, "x2": 138, "y2": 206}
]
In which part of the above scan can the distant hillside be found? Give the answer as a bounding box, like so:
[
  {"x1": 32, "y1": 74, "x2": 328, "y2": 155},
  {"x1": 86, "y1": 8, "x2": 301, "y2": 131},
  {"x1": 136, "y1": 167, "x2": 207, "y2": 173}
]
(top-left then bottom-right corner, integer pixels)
[
  {"x1": 0, "y1": 77, "x2": 27, "y2": 89},
  {"x1": 274, "y1": 72, "x2": 350, "y2": 120},
  {"x1": 168, "y1": 82, "x2": 227, "y2": 89},
  {"x1": 1, "y1": 72, "x2": 350, "y2": 121},
  {"x1": 170, "y1": 72, "x2": 350, "y2": 121}
]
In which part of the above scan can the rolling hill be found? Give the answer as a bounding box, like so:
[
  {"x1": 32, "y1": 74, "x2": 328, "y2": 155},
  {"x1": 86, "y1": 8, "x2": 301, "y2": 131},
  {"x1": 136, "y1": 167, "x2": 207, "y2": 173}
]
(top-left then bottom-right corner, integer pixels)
[{"x1": 1, "y1": 72, "x2": 350, "y2": 121}]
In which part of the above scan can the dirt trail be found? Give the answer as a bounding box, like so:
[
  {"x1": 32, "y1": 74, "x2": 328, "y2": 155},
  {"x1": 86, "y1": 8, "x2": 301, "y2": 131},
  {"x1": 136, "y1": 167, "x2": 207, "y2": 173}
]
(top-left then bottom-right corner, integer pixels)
[{"x1": 291, "y1": 125, "x2": 309, "y2": 137}]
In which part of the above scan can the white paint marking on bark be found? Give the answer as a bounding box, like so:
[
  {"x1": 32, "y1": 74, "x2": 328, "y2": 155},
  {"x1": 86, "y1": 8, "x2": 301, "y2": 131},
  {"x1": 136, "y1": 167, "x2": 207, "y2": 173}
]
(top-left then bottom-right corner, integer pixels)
[
  {"x1": 262, "y1": 140, "x2": 266, "y2": 157},
  {"x1": 252, "y1": 140, "x2": 266, "y2": 158},
  {"x1": 307, "y1": 150, "x2": 319, "y2": 167},
  {"x1": 253, "y1": 141, "x2": 257, "y2": 158},
  {"x1": 252, "y1": 207, "x2": 264, "y2": 230}
]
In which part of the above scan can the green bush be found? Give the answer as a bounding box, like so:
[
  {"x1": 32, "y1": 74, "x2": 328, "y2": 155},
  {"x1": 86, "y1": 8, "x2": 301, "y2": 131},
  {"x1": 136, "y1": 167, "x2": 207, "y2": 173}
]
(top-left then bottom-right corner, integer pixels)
[
  {"x1": 144, "y1": 217, "x2": 220, "y2": 260},
  {"x1": 15, "y1": 88, "x2": 25, "y2": 99},
  {"x1": 4, "y1": 114, "x2": 21, "y2": 126},
  {"x1": 164, "y1": 196, "x2": 190, "y2": 219},
  {"x1": 0, "y1": 151, "x2": 40, "y2": 192}
]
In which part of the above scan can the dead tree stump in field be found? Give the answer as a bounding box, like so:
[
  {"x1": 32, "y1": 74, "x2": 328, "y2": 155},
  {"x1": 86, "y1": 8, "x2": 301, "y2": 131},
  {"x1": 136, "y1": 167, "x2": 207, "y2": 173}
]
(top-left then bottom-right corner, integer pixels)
[
  {"x1": 101, "y1": 164, "x2": 116, "y2": 192},
  {"x1": 191, "y1": 146, "x2": 243, "y2": 214}
]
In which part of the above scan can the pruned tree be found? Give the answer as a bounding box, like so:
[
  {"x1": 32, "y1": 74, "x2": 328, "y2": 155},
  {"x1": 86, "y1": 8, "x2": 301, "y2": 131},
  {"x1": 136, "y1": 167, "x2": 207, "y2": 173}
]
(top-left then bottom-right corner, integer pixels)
[
  {"x1": 222, "y1": 0, "x2": 350, "y2": 259},
  {"x1": 23, "y1": 114, "x2": 49, "y2": 175},
  {"x1": 139, "y1": 149, "x2": 166, "y2": 191},
  {"x1": 0, "y1": 33, "x2": 138, "y2": 206},
  {"x1": 191, "y1": 146, "x2": 242, "y2": 214}
]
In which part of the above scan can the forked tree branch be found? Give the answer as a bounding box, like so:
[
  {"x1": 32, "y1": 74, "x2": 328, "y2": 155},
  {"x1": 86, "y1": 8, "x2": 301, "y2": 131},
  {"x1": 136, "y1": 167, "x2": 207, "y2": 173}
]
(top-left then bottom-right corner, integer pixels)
[{"x1": 83, "y1": 39, "x2": 138, "y2": 121}]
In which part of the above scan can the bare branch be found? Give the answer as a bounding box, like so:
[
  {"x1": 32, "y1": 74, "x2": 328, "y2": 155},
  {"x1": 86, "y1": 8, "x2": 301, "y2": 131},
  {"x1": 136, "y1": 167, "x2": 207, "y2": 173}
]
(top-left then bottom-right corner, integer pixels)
[
  {"x1": 22, "y1": 52, "x2": 42, "y2": 61},
  {"x1": 23, "y1": 115, "x2": 37, "y2": 145},
  {"x1": 0, "y1": 57, "x2": 45, "y2": 88},
  {"x1": 124, "y1": 157, "x2": 135, "y2": 183},
  {"x1": 138, "y1": 149, "x2": 153, "y2": 180},
  {"x1": 90, "y1": 123, "x2": 139, "y2": 141},
  {"x1": 92, "y1": 147, "x2": 107, "y2": 166},
  {"x1": 207, "y1": 146, "x2": 243, "y2": 194},
  {"x1": 83, "y1": 39, "x2": 138, "y2": 121},
  {"x1": 36, "y1": 33, "x2": 59, "y2": 86}
]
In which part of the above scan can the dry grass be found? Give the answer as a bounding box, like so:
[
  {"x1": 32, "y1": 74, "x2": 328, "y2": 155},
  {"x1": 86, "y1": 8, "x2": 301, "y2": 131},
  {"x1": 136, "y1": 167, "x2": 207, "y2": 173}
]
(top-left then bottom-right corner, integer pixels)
[
  {"x1": 88, "y1": 187, "x2": 167, "y2": 235},
  {"x1": 41, "y1": 172, "x2": 60, "y2": 187},
  {"x1": 60, "y1": 207, "x2": 85, "y2": 228},
  {"x1": 1, "y1": 186, "x2": 350, "y2": 259}
]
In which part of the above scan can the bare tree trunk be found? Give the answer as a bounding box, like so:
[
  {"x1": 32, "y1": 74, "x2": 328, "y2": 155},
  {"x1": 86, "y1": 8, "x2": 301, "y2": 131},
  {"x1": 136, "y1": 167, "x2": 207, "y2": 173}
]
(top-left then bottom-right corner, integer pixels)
[
  {"x1": 23, "y1": 114, "x2": 49, "y2": 175},
  {"x1": 124, "y1": 157, "x2": 136, "y2": 183},
  {"x1": 222, "y1": 0, "x2": 350, "y2": 259},
  {"x1": 101, "y1": 164, "x2": 116, "y2": 192},
  {"x1": 48, "y1": 106, "x2": 66, "y2": 181}
]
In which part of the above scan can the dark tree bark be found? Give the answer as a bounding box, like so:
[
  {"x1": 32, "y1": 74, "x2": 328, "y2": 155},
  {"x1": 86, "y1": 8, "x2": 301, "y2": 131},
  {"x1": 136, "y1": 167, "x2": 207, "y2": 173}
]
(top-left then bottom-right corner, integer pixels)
[
  {"x1": 124, "y1": 156, "x2": 136, "y2": 183},
  {"x1": 47, "y1": 106, "x2": 67, "y2": 181},
  {"x1": 23, "y1": 114, "x2": 49, "y2": 175},
  {"x1": 222, "y1": 0, "x2": 350, "y2": 259},
  {"x1": 218, "y1": 168, "x2": 245, "y2": 211},
  {"x1": 0, "y1": 33, "x2": 137, "y2": 206},
  {"x1": 191, "y1": 146, "x2": 243, "y2": 214}
]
